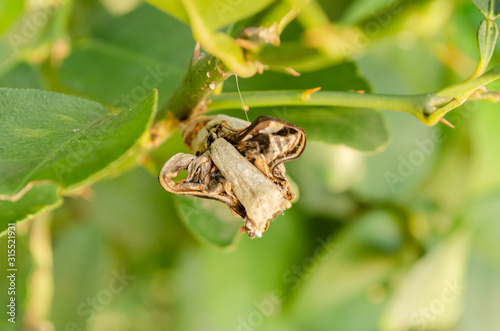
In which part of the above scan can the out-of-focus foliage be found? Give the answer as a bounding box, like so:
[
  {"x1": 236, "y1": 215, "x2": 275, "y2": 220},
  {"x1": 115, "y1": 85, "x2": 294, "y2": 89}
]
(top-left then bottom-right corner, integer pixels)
[{"x1": 1, "y1": 0, "x2": 500, "y2": 330}]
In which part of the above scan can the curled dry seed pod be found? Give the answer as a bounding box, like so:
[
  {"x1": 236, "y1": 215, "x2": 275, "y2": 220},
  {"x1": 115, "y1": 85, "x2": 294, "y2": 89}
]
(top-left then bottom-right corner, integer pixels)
[{"x1": 159, "y1": 115, "x2": 306, "y2": 238}]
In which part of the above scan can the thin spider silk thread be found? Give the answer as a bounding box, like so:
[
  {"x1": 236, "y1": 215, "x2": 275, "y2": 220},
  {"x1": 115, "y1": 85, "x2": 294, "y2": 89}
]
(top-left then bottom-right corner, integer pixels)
[{"x1": 235, "y1": 74, "x2": 249, "y2": 122}]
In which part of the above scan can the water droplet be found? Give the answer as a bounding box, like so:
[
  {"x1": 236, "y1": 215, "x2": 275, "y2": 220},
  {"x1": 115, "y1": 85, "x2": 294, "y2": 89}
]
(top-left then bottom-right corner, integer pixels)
[{"x1": 209, "y1": 83, "x2": 215, "y2": 90}]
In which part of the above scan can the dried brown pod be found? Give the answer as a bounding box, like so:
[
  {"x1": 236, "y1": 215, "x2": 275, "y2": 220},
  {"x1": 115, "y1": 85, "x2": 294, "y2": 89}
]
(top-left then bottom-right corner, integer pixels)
[{"x1": 159, "y1": 115, "x2": 306, "y2": 238}]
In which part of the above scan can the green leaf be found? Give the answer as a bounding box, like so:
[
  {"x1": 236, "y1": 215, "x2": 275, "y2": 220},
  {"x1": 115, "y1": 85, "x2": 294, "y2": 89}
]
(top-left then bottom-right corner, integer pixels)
[
  {"x1": 221, "y1": 62, "x2": 389, "y2": 152},
  {"x1": 226, "y1": 58, "x2": 371, "y2": 91},
  {"x1": 146, "y1": 0, "x2": 189, "y2": 23},
  {"x1": 0, "y1": 184, "x2": 62, "y2": 234},
  {"x1": 174, "y1": 195, "x2": 242, "y2": 249},
  {"x1": 145, "y1": 0, "x2": 281, "y2": 77},
  {"x1": 282, "y1": 107, "x2": 389, "y2": 152},
  {"x1": 463, "y1": 193, "x2": 500, "y2": 265},
  {"x1": 458, "y1": 194, "x2": 500, "y2": 330},
  {"x1": 89, "y1": 4, "x2": 193, "y2": 68},
  {"x1": 477, "y1": 19, "x2": 499, "y2": 70},
  {"x1": 178, "y1": 0, "x2": 257, "y2": 77},
  {"x1": 231, "y1": 105, "x2": 389, "y2": 152},
  {"x1": 51, "y1": 224, "x2": 114, "y2": 329},
  {"x1": 0, "y1": 3, "x2": 72, "y2": 74},
  {"x1": 0, "y1": 62, "x2": 43, "y2": 89},
  {"x1": 59, "y1": 4, "x2": 193, "y2": 107},
  {"x1": 59, "y1": 40, "x2": 184, "y2": 108},
  {"x1": 459, "y1": 247, "x2": 500, "y2": 330},
  {"x1": 0, "y1": 88, "x2": 157, "y2": 196},
  {"x1": 288, "y1": 210, "x2": 404, "y2": 329},
  {"x1": 340, "y1": 0, "x2": 397, "y2": 25},
  {"x1": 471, "y1": 0, "x2": 500, "y2": 19},
  {"x1": 381, "y1": 232, "x2": 469, "y2": 331},
  {"x1": 468, "y1": 103, "x2": 500, "y2": 194},
  {"x1": 146, "y1": 0, "x2": 276, "y2": 31}
]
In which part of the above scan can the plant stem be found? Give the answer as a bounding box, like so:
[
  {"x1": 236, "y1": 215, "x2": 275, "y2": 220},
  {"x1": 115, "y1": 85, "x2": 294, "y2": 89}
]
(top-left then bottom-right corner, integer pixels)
[
  {"x1": 437, "y1": 64, "x2": 500, "y2": 97},
  {"x1": 207, "y1": 90, "x2": 450, "y2": 122},
  {"x1": 156, "y1": 55, "x2": 231, "y2": 121},
  {"x1": 150, "y1": 53, "x2": 232, "y2": 146},
  {"x1": 427, "y1": 64, "x2": 500, "y2": 125}
]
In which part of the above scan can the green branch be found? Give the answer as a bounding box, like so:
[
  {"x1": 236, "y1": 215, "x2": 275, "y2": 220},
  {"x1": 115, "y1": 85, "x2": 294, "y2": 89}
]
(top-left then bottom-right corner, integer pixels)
[
  {"x1": 437, "y1": 64, "x2": 500, "y2": 98},
  {"x1": 205, "y1": 64, "x2": 500, "y2": 126},
  {"x1": 207, "y1": 90, "x2": 451, "y2": 123},
  {"x1": 156, "y1": 54, "x2": 231, "y2": 121},
  {"x1": 427, "y1": 64, "x2": 500, "y2": 125}
]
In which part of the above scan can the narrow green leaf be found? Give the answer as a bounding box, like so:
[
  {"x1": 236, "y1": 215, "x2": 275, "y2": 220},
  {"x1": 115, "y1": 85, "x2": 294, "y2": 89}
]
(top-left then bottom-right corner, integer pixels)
[
  {"x1": 0, "y1": 184, "x2": 62, "y2": 235},
  {"x1": 471, "y1": 0, "x2": 500, "y2": 19},
  {"x1": 0, "y1": 88, "x2": 157, "y2": 196},
  {"x1": 477, "y1": 19, "x2": 499, "y2": 68},
  {"x1": 174, "y1": 195, "x2": 242, "y2": 249}
]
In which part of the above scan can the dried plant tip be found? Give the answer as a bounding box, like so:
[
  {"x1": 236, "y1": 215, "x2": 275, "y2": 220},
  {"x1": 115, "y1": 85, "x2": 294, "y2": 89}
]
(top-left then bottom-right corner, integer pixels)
[
  {"x1": 301, "y1": 87, "x2": 321, "y2": 100},
  {"x1": 242, "y1": 26, "x2": 281, "y2": 46},
  {"x1": 211, "y1": 138, "x2": 291, "y2": 238},
  {"x1": 159, "y1": 115, "x2": 306, "y2": 238},
  {"x1": 159, "y1": 152, "x2": 244, "y2": 216},
  {"x1": 285, "y1": 67, "x2": 301, "y2": 77}
]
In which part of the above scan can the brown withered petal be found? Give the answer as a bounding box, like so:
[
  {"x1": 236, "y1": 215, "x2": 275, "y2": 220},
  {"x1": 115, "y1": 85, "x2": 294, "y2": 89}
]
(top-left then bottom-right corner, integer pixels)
[{"x1": 159, "y1": 115, "x2": 306, "y2": 238}]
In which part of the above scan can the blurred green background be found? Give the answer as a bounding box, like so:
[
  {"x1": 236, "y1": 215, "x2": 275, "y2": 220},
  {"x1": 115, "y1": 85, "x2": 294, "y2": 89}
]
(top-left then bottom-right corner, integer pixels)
[{"x1": 1, "y1": 0, "x2": 500, "y2": 330}]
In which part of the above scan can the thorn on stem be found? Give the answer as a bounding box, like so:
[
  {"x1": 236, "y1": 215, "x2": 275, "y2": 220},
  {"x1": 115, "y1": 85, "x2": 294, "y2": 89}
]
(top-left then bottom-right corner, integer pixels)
[
  {"x1": 440, "y1": 117, "x2": 455, "y2": 128},
  {"x1": 189, "y1": 42, "x2": 203, "y2": 69},
  {"x1": 471, "y1": 86, "x2": 489, "y2": 97},
  {"x1": 301, "y1": 87, "x2": 321, "y2": 100},
  {"x1": 235, "y1": 38, "x2": 259, "y2": 51},
  {"x1": 255, "y1": 62, "x2": 267, "y2": 75}
]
